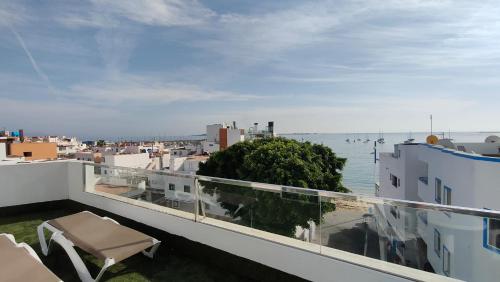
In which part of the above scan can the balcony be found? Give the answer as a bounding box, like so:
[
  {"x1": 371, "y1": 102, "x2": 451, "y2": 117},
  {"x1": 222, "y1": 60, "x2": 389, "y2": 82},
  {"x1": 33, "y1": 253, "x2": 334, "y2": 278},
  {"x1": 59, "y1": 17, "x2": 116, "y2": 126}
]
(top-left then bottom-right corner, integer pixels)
[{"x1": 2, "y1": 161, "x2": 500, "y2": 281}]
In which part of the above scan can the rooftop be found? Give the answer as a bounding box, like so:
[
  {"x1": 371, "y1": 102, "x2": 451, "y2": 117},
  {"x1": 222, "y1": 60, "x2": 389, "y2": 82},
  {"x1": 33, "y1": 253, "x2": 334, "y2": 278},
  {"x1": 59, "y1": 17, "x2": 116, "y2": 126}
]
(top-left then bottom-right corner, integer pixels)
[
  {"x1": 0, "y1": 202, "x2": 300, "y2": 282},
  {"x1": 2, "y1": 160, "x2": 499, "y2": 281}
]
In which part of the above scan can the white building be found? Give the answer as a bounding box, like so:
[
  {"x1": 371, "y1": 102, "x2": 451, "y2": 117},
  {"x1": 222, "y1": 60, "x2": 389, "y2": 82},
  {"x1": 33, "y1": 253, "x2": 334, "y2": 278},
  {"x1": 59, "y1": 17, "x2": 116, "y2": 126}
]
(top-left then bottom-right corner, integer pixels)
[
  {"x1": 202, "y1": 141, "x2": 219, "y2": 154},
  {"x1": 206, "y1": 124, "x2": 224, "y2": 143},
  {"x1": 169, "y1": 155, "x2": 208, "y2": 175},
  {"x1": 0, "y1": 143, "x2": 6, "y2": 160},
  {"x1": 43, "y1": 136, "x2": 85, "y2": 156},
  {"x1": 377, "y1": 137, "x2": 500, "y2": 281},
  {"x1": 75, "y1": 151, "x2": 101, "y2": 163}
]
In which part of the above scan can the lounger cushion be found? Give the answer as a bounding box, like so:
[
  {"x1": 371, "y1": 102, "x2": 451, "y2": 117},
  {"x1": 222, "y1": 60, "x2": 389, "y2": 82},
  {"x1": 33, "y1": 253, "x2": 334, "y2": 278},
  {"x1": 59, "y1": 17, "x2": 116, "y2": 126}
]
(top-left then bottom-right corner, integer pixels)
[
  {"x1": 48, "y1": 212, "x2": 155, "y2": 262},
  {"x1": 0, "y1": 235, "x2": 60, "y2": 282}
]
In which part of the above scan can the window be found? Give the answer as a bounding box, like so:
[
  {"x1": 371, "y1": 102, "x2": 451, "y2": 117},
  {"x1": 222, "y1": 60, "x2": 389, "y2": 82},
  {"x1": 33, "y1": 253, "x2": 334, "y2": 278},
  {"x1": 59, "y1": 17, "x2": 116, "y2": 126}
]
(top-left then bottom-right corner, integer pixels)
[
  {"x1": 443, "y1": 246, "x2": 451, "y2": 276},
  {"x1": 488, "y1": 218, "x2": 500, "y2": 250},
  {"x1": 23, "y1": 152, "x2": 32, "y2": 157},
  {"x1": 184, "y1": 185, "x2": 191, "y2": 193},
  {"x1": 443, "y1": 186, "x2": 452, "y2": 205},
  {"x1": 169, "y1": 183, "x2": 175, "y2": 191},
  {"x1": 390, "y1": 174, "x2": 399, "y2": 188},
  {"x1": 435, "y1": 178, "x2": 442, "y2": 203},
  {"x1": 434, "y1": 229, "x2": 441, "y2": 257}
]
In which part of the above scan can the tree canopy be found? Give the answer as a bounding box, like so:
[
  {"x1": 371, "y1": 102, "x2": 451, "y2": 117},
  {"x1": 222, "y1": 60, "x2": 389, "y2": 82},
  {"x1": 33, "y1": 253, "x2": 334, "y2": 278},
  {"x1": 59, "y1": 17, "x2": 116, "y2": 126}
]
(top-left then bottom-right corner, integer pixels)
[{"x1": 198, "y1": 137, "x2": 348, "y2": 237}]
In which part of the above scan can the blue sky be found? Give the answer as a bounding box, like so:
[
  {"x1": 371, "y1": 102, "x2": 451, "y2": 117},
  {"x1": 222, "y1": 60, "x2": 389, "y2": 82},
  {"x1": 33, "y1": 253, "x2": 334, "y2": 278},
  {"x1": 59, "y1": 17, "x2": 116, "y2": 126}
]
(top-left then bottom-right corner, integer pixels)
[{"x1": 1, "y1": 0, "x2": 500, "y2": 138}]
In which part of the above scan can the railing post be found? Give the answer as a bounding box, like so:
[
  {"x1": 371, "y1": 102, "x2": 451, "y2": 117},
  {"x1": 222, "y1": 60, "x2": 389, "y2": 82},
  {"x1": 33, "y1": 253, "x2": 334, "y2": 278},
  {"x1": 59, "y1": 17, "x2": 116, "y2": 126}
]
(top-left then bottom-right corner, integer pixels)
[
  {"x1": 194, "y1": 177, "x2": 199, "y2": 222},
  {"x1": 319, "y1": 194, "x2": 322, "y2": 254}
]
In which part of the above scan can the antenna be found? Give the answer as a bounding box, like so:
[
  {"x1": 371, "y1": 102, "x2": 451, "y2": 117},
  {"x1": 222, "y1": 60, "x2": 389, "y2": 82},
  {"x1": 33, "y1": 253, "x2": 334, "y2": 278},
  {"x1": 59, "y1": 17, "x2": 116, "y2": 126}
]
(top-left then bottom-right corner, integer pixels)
[{"x1": 430, "y1": 114, "x2": 433, "y2": 135}]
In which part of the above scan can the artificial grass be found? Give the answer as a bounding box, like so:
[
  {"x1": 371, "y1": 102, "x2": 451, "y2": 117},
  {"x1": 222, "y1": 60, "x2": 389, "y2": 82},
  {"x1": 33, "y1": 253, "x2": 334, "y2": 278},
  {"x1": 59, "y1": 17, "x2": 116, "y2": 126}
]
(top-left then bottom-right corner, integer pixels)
[{"x1": 0, "y1": 208, "x2": 247, "y2": 282}]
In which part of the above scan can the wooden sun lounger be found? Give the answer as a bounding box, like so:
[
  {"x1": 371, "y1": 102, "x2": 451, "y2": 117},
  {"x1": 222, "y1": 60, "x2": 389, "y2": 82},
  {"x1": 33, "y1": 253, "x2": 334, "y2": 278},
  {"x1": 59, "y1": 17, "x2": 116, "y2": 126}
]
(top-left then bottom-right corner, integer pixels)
[
  {"x1": 0, "y1": 233, "x2": 61, "y2": 282},
  {"x1": 37, "y1": 211, "x2": 160, "y2": 282}
]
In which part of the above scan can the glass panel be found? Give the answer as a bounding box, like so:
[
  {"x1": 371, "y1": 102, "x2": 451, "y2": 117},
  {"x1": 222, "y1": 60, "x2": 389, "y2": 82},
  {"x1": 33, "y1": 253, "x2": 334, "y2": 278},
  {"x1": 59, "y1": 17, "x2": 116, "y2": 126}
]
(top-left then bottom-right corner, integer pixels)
[
  {"x1": 197, "y1": 179, "x2": 321, "y2": 246},
  {"x1": 84, "y1": 163, "x2": 197, "y2": 215},
  {"x1": 318, "y1": 193, "x2": 500, "y2": 281},
  {"x1": 83, "y1": 163, "x2": 500, "y2": 281}
]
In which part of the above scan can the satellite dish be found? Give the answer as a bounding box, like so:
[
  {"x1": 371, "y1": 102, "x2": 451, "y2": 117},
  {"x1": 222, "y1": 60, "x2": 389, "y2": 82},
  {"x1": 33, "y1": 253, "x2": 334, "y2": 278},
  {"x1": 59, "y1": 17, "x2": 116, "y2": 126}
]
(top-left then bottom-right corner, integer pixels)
[
  {"x1": 426, "y1": 135, "x2": 439, "y2": 145},
  {"x1": 485, "y1": 135, "x2": 500, "y2": 143},
  {"x1": 438, "y1": 139, "x2": 457, "y2": 150}
]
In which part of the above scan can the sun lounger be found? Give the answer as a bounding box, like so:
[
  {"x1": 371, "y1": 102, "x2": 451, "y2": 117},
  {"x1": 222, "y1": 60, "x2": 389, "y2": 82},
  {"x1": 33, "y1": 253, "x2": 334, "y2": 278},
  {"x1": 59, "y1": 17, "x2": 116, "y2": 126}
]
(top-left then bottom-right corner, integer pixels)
[
  {"x1": 37, "y1": 211, "x2": 160, "y2": 282},
  {"x1": 0, "y1": 233, "x2": 61, "y2": 282}
]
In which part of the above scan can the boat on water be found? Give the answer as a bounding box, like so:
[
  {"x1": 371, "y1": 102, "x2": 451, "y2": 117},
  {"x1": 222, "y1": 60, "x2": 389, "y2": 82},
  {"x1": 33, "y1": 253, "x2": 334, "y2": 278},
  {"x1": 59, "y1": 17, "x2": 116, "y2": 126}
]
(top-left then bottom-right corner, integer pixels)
[{"x1": 377, "y1": 131, "x2": 385, "y2": 144}]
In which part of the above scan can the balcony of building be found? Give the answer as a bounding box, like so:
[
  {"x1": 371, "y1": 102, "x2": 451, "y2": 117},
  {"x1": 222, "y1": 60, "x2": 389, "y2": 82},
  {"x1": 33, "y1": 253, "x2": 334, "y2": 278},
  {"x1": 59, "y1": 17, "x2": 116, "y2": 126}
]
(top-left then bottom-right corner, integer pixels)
[{"x1": 1, "y1": 161, "x2": 499, "y2": 281}]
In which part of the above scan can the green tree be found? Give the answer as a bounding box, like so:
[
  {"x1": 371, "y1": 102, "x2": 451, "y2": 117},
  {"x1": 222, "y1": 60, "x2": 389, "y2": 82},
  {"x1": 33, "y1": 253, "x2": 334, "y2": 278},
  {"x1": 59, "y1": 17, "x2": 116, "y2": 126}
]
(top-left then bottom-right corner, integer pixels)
[
  {"x1": 198, "y1": 137, "x2": 348, "y2": 237},
  {"x1": 96, "y1": 140, "x2": 106, "y2": 147}
]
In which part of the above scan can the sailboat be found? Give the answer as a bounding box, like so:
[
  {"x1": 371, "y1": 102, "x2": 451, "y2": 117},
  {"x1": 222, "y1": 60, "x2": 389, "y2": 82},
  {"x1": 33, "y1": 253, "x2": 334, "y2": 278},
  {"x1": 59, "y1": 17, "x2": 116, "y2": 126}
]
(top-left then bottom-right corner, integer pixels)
[
  {"x1": 377, "y1": 131, "x2": 385, "y2": 144},
  {"x1": 407, "y1": 131, "x2": 415, "y2": 143},
  {"x1": 363, "y1": 134, "x2": 370, "y2": 143}
]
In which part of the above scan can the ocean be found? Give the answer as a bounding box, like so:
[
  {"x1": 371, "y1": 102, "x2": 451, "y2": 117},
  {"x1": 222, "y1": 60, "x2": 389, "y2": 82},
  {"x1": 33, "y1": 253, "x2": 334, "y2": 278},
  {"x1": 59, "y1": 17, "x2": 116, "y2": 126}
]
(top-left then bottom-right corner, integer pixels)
[{"x1": 282, "y1": 132, "x2": 500, "y2": 195}]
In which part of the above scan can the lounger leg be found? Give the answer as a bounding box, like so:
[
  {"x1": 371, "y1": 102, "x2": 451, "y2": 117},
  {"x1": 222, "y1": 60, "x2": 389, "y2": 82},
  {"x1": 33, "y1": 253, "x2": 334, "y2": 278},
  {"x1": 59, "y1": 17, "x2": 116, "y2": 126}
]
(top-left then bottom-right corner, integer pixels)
[
  {"x1": 142, "y1": 238, "x2": 161, "y2": 258},
  {"x1": 94, "y1": 258, "x2": 115, "y2": 282},
  {"x1": 37, "y1": 221, "x2": 60, "y2": 256},
  {"x1": 37, "y1": 222, "x2": 116, "y2": 282},
  {"x1": 51, "y1": 232, "x2": 116, "y2": 282}
]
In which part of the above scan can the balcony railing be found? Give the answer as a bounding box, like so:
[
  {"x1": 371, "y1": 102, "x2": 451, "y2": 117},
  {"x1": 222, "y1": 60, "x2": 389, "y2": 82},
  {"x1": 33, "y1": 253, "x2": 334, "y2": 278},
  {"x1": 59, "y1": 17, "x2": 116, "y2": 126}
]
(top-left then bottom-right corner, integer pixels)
[{"x1": 83, "y1": 163, "x2": 500, "y2": 282}]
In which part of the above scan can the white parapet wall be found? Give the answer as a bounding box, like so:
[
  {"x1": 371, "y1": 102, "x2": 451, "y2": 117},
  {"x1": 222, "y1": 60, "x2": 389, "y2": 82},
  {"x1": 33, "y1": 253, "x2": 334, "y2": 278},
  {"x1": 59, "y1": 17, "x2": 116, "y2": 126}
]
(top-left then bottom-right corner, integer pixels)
[
  {"x1": 0, "y1": 161, "x2": 70, "y2": 207},
  {"x1": 0, "y1": 161, "x2": 457, "y2": 282}
]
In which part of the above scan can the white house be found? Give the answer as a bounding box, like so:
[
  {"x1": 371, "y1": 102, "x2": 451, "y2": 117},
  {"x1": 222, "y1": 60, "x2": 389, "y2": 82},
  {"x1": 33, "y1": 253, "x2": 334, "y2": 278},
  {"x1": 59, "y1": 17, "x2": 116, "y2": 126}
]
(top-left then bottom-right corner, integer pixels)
[
  {"x1": 376, "y1": 137, "x2": 500, "y2": 281},
  {"x1": 0, "y1": 143, "x2": 6, "y2": 160}
]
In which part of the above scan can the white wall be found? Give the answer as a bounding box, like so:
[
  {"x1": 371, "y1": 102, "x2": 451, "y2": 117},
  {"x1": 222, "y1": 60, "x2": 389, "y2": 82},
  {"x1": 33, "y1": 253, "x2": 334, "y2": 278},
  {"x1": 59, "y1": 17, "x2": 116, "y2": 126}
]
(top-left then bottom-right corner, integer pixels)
[
  {"x1": 103, "y1": 153, "x2": 150, "y2": 169},
  {"x1": 227, "y1": 128, "x2": 244, "y2": 147},
  {"x1": 202, "y1": 141, "x2": 219, "y2": 154},
  {"x1": 0, "y1": 161, "x2": 70, "y2": 207},
  {"x1": 206, "y1": 124, "x2": 223, "y2": 143},
  {"x1": 169, "y1": 157, "x2": 186, "y2": 173},
  {"x1": 0, "y1": 143, "x2": 6, "y2": 160}
]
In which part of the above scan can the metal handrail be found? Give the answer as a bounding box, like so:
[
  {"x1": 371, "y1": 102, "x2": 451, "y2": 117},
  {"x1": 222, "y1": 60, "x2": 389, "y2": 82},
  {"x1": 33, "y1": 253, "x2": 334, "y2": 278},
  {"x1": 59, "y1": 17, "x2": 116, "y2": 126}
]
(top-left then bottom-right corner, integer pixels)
[{"x1": 85, "y1": 163, "x2": 500, "y2": 219}]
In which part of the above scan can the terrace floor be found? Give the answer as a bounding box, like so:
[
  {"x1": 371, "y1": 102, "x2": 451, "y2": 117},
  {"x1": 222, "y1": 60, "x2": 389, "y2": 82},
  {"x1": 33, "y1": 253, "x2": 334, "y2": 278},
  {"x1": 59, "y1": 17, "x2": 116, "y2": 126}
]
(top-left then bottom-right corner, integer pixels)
[{"x1": 0, "y1": 203, "x2": 303, "y2": 282}]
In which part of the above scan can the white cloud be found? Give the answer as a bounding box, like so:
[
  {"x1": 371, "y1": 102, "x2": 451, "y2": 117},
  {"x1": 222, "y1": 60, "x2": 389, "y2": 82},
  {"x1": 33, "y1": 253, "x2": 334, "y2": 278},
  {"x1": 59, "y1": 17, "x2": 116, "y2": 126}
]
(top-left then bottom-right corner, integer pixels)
[
  {"x1": 67, "y1": 74, "x2": 261, "y2": 104},
  {"x1": 57, "y1": 0, "x2": 214, "y2": 28},
  {"x1": 0, "y1": 2, "x2": 27, "y2": 27},
  {"x1": 200, "y1": 95, "x2": 482, "y2": 133}
]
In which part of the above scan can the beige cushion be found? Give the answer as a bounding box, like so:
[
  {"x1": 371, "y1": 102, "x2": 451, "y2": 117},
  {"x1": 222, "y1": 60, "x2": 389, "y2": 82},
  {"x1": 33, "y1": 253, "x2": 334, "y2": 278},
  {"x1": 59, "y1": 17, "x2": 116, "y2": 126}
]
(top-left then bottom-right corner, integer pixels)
[
  {"x1": 0, "y1": 235, "x2": 60, "y2": 282},
  {"x1": 49, "y1": 212, "x2": 155, "y2": 263}
]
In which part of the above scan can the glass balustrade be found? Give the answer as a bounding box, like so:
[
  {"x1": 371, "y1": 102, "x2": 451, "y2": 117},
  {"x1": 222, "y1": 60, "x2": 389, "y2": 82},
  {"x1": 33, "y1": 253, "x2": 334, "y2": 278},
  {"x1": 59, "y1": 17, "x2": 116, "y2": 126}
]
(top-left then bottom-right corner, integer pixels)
[{"x1": 83, "y1": 163, "x2": 500, "y2": 281}]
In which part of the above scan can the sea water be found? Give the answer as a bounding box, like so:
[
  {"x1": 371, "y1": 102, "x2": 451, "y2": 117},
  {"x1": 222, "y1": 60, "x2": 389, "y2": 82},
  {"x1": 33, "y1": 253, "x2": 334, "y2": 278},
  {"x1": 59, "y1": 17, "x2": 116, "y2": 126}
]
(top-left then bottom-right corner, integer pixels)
[{"x1": 282, "y1": 132, "x2": 500, "y2": 195}]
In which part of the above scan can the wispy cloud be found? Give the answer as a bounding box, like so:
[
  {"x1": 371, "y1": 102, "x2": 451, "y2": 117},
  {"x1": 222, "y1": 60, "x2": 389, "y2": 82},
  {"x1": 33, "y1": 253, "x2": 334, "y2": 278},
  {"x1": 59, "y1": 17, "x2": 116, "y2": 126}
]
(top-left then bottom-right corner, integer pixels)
[
  {"x1": 0, "y1": 2, "x2": 27, "y2": 27},
  {"x1": 57, "y1": 0, "x2": 214, "y2": 28},
  {"x1": 9, "y1": 27, "x2": 56, "y2": 96},
  {"x1": 68, "y1": 74, "x2": 262, "y2": 104}
]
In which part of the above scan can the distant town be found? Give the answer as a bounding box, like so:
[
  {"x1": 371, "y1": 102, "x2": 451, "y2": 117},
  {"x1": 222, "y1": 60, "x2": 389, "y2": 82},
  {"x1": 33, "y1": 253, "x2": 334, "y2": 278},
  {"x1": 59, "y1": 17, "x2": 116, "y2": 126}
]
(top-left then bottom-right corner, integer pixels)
[{"x1": 0, "y1": 121, "x2": 276, "y2": 174}]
